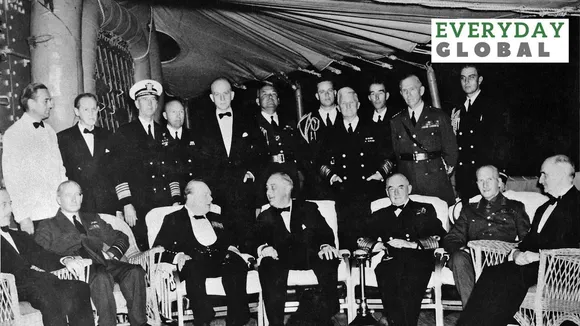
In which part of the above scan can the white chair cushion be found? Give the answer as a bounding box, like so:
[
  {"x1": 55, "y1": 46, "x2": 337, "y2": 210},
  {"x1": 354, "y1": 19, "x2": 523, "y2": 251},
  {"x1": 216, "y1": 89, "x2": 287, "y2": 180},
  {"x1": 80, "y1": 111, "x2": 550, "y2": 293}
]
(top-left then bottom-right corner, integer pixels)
[
  {"x1": 99, "y1": 213, "x2": 140, "y2": 259},
  {"x1": 285, "y1": 259, "x2": 350, "y2": 287}
]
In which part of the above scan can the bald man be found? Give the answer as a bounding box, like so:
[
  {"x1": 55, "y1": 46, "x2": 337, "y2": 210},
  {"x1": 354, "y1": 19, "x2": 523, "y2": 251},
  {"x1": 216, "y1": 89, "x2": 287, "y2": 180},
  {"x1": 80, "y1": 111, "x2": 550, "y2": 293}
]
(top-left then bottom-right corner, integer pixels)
[
  {"x1": 458, "y1": 155, "x2": 580, "y2": 326},
  {"x1": 153, "y1": 180, "x2": 252, "y2": 326},
  {"x1": 318, "y1": 87, "x2": 394, "y2": 249},
  {"x1": 390, "y1": 75, "x2": 458, "y2": 205}
]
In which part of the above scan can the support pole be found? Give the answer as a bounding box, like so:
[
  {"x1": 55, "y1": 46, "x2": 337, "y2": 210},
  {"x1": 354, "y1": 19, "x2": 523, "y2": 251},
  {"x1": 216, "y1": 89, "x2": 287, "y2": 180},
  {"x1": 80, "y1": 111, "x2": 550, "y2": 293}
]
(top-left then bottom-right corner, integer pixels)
[
  {"x1": 294, "y1": 82, "x2": 304, "y2": 120},
  {"x1": 426, "y1": 64, "x2": 441, "y2": 109}
]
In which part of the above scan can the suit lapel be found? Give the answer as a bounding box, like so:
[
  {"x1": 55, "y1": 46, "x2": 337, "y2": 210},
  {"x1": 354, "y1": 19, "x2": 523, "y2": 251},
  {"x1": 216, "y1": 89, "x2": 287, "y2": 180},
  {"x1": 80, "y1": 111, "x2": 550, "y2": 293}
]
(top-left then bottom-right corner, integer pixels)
[
  {"x1": 209, "y1": 112, "x2": 229, "y2": 158},
  {"x1": 289, "y1": 201, "x2": 301, "y2": 233},
  {"x1": 71, "y1": 124, "x2": 94, "y2": 158},
  {"x1": 55, "y1": 210, "x2": 80, "y2": 234}
]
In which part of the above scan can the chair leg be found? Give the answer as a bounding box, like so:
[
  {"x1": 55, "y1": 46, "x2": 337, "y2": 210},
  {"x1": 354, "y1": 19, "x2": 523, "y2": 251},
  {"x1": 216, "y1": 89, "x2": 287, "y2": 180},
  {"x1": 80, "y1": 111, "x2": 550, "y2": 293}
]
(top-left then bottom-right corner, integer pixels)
[
  {"x1": 177, "y1": 291, "x2": 184, "y2": 326},
  {"x1": 433, "y1": 284, "x2": 444, "y2": 326},
  {"x1": 258, "y1": 291, "x2": 265, "y2": 326},
  {"x1": 346, "y1": 275, "x2": 356, "y2": 323}
]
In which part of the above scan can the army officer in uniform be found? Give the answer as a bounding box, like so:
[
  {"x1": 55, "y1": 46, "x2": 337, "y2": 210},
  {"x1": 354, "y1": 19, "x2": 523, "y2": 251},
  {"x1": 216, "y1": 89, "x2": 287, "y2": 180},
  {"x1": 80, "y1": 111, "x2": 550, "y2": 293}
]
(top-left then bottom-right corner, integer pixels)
[{"x1": 391, "y1": 75, "x2": 458, "y2": 205}]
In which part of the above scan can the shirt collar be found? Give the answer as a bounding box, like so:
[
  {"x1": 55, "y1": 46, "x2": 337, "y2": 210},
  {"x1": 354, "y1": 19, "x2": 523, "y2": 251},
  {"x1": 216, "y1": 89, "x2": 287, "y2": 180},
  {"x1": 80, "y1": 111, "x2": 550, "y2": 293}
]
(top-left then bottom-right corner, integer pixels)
[
  {"x1": 319, "y1": 106, "x2": 338, "y2": 120},
  {"x1": 166, "y1": 125, "x2": 182, "y2": 136},
  {"x1": 467, "y1": 89, "x2": 482, "y2": 102},
  {"x1": 373, "y1": 108, "x2": 387, "y2": 121},
  {"x1": 216, "y1": 108, "x2": 233, "y2": 119},
  {"x1": 556, "y1": 185, "x2": 574, "y2": 198},
  {"x1": 185, "y1": 205, "x2": 206, "y2": 219},
  {"x1": 61, "y1": 210, "x2": 79, "y2": 224},
  {"x1": 408, "y1": 101, "x2": 424, "y2": 119},
  {"x1": 138, "y1": 116, "x2": 154, "y2": 133},
  {"x1": 261, "y1": 111, "x2": 278, "y2": 122},
  {"x1": 343, "y1": 116, "x2": 359, "y2": 131},
  {"x1": 77, "y1": 121, "x2": 95, "y2": 133},
  {"x1": 21, "y1": 112, "x2": 42, "y2": 125}
]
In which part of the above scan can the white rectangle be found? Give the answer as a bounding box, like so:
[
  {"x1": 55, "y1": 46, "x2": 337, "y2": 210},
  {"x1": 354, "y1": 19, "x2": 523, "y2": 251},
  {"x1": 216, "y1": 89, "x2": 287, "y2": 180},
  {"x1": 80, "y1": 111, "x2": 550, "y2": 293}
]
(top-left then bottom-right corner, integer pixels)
[{"x1": 431, "y1": 19, "x2": 569, "y2": 63}]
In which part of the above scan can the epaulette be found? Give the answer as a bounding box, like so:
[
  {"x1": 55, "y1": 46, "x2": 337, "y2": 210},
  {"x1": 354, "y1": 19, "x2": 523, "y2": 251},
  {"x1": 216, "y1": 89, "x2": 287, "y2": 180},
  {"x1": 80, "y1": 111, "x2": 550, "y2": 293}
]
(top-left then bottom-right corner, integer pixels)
[{"x1": 392, "y1": 111, "x2": 403, "y2": 118}]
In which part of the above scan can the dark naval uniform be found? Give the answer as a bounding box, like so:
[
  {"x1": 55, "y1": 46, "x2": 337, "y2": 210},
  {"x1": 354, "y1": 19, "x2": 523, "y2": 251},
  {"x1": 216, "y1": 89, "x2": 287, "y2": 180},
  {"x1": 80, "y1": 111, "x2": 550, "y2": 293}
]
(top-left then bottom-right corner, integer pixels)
[
  {"x1": 110, "y1": 120, "x2": 180, "y2": 250},
  {"x1": 166, "y1": 127, "x2": 202, "y2": 199},
  {"x1": 390, "y1": 105, "x2": 458, "y2": 205},
  {"x1": 319, "y1": 119, "x2": 394, "y2": 249},
  {"x1": 256, "y1": 112, "x2": 305, "y2": 204},
  {"x1": 443, "y1": 192, "x2": 530, "y2": 305},
  {"x1": 453, "y1": 91, "x2": 509, "y2": 199}
]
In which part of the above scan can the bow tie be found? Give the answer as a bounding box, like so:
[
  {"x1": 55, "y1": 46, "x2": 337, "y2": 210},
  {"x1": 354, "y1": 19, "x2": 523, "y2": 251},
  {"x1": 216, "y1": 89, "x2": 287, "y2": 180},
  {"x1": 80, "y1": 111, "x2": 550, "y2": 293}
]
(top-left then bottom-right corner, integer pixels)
[
  {"x1": 393, "y1": 204, "x2": 405, "y2": 210},
  {"x1": 83, "y1": 128, "x2": 94, "y2": 134},
  {"x1": 218, "y1": 112, "x2": 232, "y2": 119},
  {"x1": 546, "y1": 194, "x2": 561, "y2": 206},
  {"x1": 33, "y1": 121, "x2": 44, "y2": 129},
  {"x1": 0, "y1": 226, "x2": 9, "y2": 232},
  {"x1": 192, "y1": 215, "x2": 206, "y2": 220},
  {"x1": 273, "y1": 206, "x2": 291, "y2": 214}
]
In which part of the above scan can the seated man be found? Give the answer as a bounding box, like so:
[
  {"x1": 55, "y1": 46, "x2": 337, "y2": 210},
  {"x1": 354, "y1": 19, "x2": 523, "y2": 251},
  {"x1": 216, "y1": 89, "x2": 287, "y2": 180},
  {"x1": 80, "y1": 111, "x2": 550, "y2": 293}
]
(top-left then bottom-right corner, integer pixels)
[
  {"x1": 361, "y1": 173, "x2": 446, "y2": 326},
  {"x1": 0, "y1": 188, "x2": 94, "y2": 326},
  {"x1": 153, "y1": 180, "x2": 251, "y2": 326},
  {"x1": 34, "y1": 181, "x2": 148, "y2": 326},
  {"x1": 250, "y1": 172, "x2": 339, "y2": 326},
  {"x1": 443, "y1": 165, "x2": 530, "y2": 307},
  {"x1": 458, "y1": 154, "x2": 580, "y2": 326}
]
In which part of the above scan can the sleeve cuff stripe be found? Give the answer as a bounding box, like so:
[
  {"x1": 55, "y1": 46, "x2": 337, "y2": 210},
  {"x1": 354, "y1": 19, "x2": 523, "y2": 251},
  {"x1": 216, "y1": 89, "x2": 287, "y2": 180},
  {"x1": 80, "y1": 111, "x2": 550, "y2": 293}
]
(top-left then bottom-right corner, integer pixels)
[{"x1": 115, "y1": 183, "x2": 131, "y2": 200}]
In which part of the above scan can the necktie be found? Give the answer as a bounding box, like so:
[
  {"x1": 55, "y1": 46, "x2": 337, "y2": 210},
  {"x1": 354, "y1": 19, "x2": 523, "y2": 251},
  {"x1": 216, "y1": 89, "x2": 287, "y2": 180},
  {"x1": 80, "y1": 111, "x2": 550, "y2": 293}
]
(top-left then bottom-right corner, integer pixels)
[
  {"x1": 347, "y1": 123, "x2": 353, "y2": 133},
  {"x1": 193, "y1": 215, "x2": 205, "y2": 220},
  {"x1": 83, "y1": 128, "x2": 94, "y2": 134},
  {"x1": 377, "y1": 115, "x2": 382, "y2": 123},
  {"x1": 271, "y1": 116, "x2": 279, "y2": 128},
  {"x1": 175, "y1": 131, "x2": 179, "y2": 140},
  {"x1": 33, "y1": 121, "x2": 44, "y2": 129},
  {"x1": 466, "y1": 98, "x2": 471, "y2": 112},
  {"x1": 73, "y1": 215, "x2": 87, "y2": 235},
  {"x1": 147, "y1": 124, "x2": 154, "y2": 140},
  {"x1": 0, "y1": 226, "x2": 9, "y2": 232},
  {"x1": 411, "y1": 111, "x2": 417, "y2": 127},
  {"x1": 219, "y1": 112, "x2": 232, "y2": 119},
  {"x1": 326, "y1": 113, "x2": 332, "y2": 126}
]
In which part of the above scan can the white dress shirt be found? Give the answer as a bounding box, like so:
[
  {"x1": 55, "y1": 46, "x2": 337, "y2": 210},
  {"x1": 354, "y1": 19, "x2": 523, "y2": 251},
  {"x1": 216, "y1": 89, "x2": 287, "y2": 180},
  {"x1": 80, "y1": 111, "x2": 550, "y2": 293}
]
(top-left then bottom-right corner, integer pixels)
[
  {"x1": 78, "y1": 122, "x2": 94, "y2": 156},
  {"x1": 318, "y1": 107, "x2": 338, "y2": 126},
  {"x1": 408, "y1": 102, "x2": 424, "y2": 122},
  {"x1": 464, "y1": 89, "x2": 481, "y2": 112},
  {"x1": 216, "y1": 109, "x2": 233, "y2": 157},
  {"x1": 537, "y1": 185, "x2": 574, "y2": 233},
  {"x1": 138, "y1": 116, "x2": 155, "y2": 139},
  {"x1": 343, "y1": 116, "x2": 360, "y2": 132},
  {"x1": 167, "y1": 125, "x2": 183, "y2": 140},
  {"x1": 2, "y1": 113, "x2": 67, "y2": 222},
  {"x1": 373, "y1": 108, "x2": 387, "y2": 123},
  {"x1": 261, "y1": 111, "x2": 279, "y2": 126},
  {"x1": 185, "y1": 206, "x2": 217, "y2": 246}
]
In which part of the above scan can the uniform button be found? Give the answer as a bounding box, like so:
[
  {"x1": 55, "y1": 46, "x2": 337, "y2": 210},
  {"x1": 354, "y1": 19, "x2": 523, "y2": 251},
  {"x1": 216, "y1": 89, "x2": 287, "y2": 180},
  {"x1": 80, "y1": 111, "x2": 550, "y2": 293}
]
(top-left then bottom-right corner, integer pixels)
[
  {"x1": 163, "y1": 187, "x2": 167, "y2": 191},
  {"x1": 488, "y1": 223, "x2": 491, "y2": 226},
  {"x1": 459, "y1": 162, "x2": 463, "y2": 166},
  {"x1": 414, "y1": 151, "x2": 418, "y2": 154},
  {"x1": 150, "y1": 162, "x2": 153, "y2": 165},
  {"x1": 342, "y1": 154, "x2": 346, "y2": 158},
  {"x1": 413, "y1": 134, "x2": 417, "y2": 138},
  {"x1": 278, "y1": 143, "x2": 282, "y2": 146},
  {"x1": 470, "y1": 130, "x2": 474, "y2": 133},
  {"x1": 344, "y1": 176, "x2": 348, "y2": 180},
  {"x1": 161, "y1": 161, "x2": 165, "y2": 164},
  {"x1": 471, "y1": 161, "x2": 475, "y2": 164},
  {"x1": 431, "y1": 132, "x2": 434, "y2": 135},
  {"x1": 413, "y1": 143, "x2": 417, "y2": 147},
  {"x1": 361, "y1": 164, "x2": 364, "y2": 168},
  {"x1": 361, "y1": 176, "x2": 365, "y2": 180},
  {"x1": 151, "y1": 175, "x2": 155, "y2": 179},
  {"x1": 189, "y1": 173, "x2": 193, "y2": 176},
  {"x1": 162, "y1": 174, "x2": 166, "y2": 177},
  {"x1": 175, "y1": 160, "x2": 178, "y2": 164},
  {"x1": 459, "y1": 132, "x2": 463, "y2": 135},
  {"x1": 487, "y1": 216, "x2": 491, "y2": 219},
  {"x1": 458, "y1": 147, "x2": 462, "y2": 150},
  {"x1": 153, "y1": 188, "x2": 157, "y2": 191},
  {"x1": 470, "y1": 145, "x2": 474, "y2": 148},
  {"x1": 398, "y1": 136, "x2": 402, "y2": 139},
  {"x1": 343, "y1": 165, "x2": 346, "y2": 168},
  {"x1": 188, "y1": 159, "x2": 192, "y2": 163},
  {"x1": 360, "y1": 153, "x2": 364, "y2": 156},
  {"x1": 471, "y1": 219, "x2": 475, "y2": 222}
]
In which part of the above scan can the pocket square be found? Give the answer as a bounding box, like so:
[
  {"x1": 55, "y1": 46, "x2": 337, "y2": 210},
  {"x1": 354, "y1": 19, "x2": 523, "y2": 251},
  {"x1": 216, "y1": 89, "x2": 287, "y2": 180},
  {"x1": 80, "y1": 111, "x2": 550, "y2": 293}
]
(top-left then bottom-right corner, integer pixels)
[
  {"x1": 105, "y1": 148, "x2": 110, "y2": 153},
  {"x1": 301, "y1": 224, "x2": 307, "y2": 230},
  {"x1": 242, "y1": 132, "x2": 249, "y2": 138},
  {"x1": 189, "y1": 141, "x2": 195, "y2": 146}
]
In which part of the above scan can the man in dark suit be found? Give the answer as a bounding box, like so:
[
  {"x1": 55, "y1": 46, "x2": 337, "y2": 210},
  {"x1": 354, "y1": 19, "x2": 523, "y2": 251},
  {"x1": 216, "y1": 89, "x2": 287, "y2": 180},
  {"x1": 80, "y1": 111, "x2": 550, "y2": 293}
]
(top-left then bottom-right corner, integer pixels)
[
  {"x1": 443, "y1": 165, "x2": 530, "y2": 307},
  {"x1": 364, "y1": 79, "x2": 398, "y2": 145},
  {"x1": 298, "y1": 77, "x2": 342, "y2": 199},
  {"x1": 192, "y1": 77, "x2": 262, "y2": 246},
  {"x1": 0, "y1": 188, "x2": 94, "y2": 326},
  {"x1": 35, "y1": 181, "x2": 148, "y2": 326},
  {"x1": 318, "y1": 87, "x2": 394, "y2": 249},
  {"x1": 250, "y1": 172, "x2": 339, "y2": 326},
  {"x1": 57, "y1": 93, "x2": 117, "y2": 214},
  {"x1": 391, "y1": 74, "x2": 458, "y2": 205},
  {"x1": 153, "y1": 180, "x2": 252, "y2": 326},
  {"x1": 163, "y1": 99, "x2": 202, "y2": 196},
  {"x1": 109, "y1": 79, "x2": 180, "y2": 250},
  {"x1": 451, "y1": 65, "x2": 509, "y2": 199},
  {"x1": 361, "y1": 173, "x2": 446, "y2": 326},
  {"x1": 458, "y1": 155, "x2": 580, "y2": 326},
  {"x1": 255, "y1": 83, "x2": 305, "y2": 205}
]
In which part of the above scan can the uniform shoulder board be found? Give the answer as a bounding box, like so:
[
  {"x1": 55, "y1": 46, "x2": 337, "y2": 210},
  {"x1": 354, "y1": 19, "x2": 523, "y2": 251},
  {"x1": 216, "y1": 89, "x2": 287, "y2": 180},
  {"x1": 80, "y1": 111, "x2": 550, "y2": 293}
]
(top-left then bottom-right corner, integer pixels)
[{"x1": 392, "y1": 110, "x2": 403, "y2": 118}]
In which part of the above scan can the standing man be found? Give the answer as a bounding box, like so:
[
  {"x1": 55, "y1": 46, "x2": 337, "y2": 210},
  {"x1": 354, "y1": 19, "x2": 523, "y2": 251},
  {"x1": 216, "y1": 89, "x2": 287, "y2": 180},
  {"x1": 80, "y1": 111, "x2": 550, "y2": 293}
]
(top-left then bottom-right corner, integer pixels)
[
  {"x1": 364, "y1": 79, "x2": 398, "y2": 142},
  {"x1": 57, "y1": 93, "x2": 117, "y2": 214},
  {"x1": 153, "y1": 180, "x2": 252, "y2": 326},
  {"x1": 0, "y1": 188, "x2": 94, "y2": 326},
  {"x1": 35, "y1": 181, "x2": 148, "y2": 326},
  {"x1": 255, "y1": 83, "x2": 304, "y2": 204},
  {"x1": 318, "y1": 87, "x2": 394, "y2": 249},
  {"x1": 451, "y1": 65, "x2": 509, "y2": 199},
  {"x1": 2, "y1": 82, "x2": 67, "y2": 234},
  {"x1": 163, "y1": 99, "x2": 201, "y2": 195},
  {"x1": 361, "y1": 173, "x2": 446, "y2": 326},
  {"x1": 391, "y1": 74, "x2": 458, "y2": 205},
  {"x1": 443, "y1": 165, "x2": 530, "y2": 307},
  {"x1": 250, "y1": 172, "x2": 339, "y2": 326},
  {"x1": 109, "y1": 79, "x2": 179, "y2": 250},
  {"x1": 298, "y1": 77, "x2": 342, "y2": 199},
  {"x1": 193, "y1": 77, "x2": 261, "y2": 246},
  {"x1": 458, "y1": 155, "x2": 580, "y2": 326}
]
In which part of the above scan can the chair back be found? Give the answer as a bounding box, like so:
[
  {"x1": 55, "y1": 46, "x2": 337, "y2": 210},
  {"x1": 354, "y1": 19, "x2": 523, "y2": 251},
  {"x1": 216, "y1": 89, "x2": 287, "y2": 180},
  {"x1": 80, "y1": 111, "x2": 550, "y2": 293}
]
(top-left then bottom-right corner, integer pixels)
[
  {"x1": 99, "y1": 213, "x2": 140, "y2": 259},
  {"x1": 370, "y1": 195, "x2": 450, "y2": 232},
  {"x1": 448, "y1": 190, "x2": 548, "y2": 224},
  {"x1": 261, "y1": 200, "x2": 339, "y2": 249},
  {"x1": 145, "y1": 204, "x2": 222, "y2": 248}
]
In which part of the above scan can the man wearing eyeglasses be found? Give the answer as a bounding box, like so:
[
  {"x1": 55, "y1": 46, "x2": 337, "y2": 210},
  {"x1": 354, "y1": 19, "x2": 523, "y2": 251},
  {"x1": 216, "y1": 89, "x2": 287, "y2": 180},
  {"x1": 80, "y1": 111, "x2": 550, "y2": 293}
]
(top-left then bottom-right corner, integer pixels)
[
  {"x1": 452, "y1": 65, "x2": 509, "y2": 200},
  {"x1": 57, "y1": 93, "x2": 117, "y2": 215},
  {"x1": 109, "y1": 79, "x2": 180, "y2": 250}
]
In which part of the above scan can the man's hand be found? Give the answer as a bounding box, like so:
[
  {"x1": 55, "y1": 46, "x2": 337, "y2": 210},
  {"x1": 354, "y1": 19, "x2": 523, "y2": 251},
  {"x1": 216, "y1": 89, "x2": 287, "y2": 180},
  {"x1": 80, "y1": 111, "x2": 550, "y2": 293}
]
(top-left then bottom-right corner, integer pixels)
[
  {"x1": 330, "y1": 174, "x2": 343, "y2": 185},
  {"x1": 514, "y1": 250, "x2": 540, "y2": 266},
  {"x1": 451, "y1": 107, "x2": 461, "y2": 135},
  {"x1": 19, "y1": 217, "x2": 34, "y2": 234},
  {"x1": 372, "y1": 241, "x2": 387, "y2": 253},
  {"x1": 62, "y1": 257, "x2": 85, "y2": 278},
  {"x1": 173, "y1": 252, "x2": 192, "y2": 271},
  {"x1": 243, "y1": 171, "x2": 255, "y2": 183},
  {"x1": 366, "y1": 171, "x2": 383, "y2": 182},
  {"x1": 261, "y1": 246, "x2": 279, "y2": 260},
  {"x1": 387, "y1": 238, "x2": 418, "y2": 249},
  {"x1": 123, "y1": 204, "x2": 137, "y2": 227},
  {"x1": 318, "y1": 244, "x2": 339, "y2": 260},
  {"x1": 172, "y1": 202, "x2": 181, "y2": 206}
]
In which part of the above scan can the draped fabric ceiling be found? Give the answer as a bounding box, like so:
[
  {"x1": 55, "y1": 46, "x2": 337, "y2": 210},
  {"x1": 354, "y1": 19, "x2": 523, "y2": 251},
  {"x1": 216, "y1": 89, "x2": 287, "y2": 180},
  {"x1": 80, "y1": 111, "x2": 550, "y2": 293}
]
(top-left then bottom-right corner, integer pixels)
[{"x1": 152, "y1": 0, "x2": 580, "y2": 99}]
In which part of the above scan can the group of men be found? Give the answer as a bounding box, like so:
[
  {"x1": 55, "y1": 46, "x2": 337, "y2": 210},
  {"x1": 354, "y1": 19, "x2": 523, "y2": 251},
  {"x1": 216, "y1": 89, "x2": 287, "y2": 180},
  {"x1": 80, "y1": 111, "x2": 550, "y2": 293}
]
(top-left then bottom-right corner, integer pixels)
[{"x1": 0, "y1": 62, "x2": 575, "y2": 326}]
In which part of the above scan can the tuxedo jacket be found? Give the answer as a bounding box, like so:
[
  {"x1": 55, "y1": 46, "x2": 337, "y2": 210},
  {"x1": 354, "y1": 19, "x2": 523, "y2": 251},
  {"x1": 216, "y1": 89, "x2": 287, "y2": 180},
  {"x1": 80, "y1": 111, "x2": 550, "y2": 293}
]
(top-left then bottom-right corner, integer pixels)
[
  {"x1": 365, "y1": 199, "x2": 446, "y2": 258},
  {"x1": 518, "y1": 187, "x2": 580, "y2": 252},
  {"x1": 249, "y1": 200, "x2": 335, "y2": 266},
  {"x1": 153, "y1": 207, "x2": 235, "y2": 263},
  {"x1": 1, "y1": 229, "x2": 64, "y2": 288},
  {"x1": 34, "y1": 210, "x2": 129, "y2": 260},
  {"x1": 57, "y1": 123, "x2": 117, "y2": 213},
  {"x1": 192, "y1": 109, "x2": 263, "y2": 192}
]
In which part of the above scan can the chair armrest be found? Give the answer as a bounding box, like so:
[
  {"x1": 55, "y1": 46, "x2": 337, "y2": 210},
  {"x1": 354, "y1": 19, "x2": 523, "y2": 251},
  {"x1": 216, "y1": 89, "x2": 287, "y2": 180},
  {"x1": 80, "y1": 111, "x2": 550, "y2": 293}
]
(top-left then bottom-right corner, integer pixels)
[
  {"x1": 150, "y1": 262, "x2": 182, "y2": 320},
  {"x1": 127, "y1": 246, "x2": 165, "y2": 286},
  {"x1": 467, "y1": 240, "x2": 518, "y2": 280},
  {"x1": 339, "y1": 249, "x2": 351, "y2": 260},
  {"x1": 537, "y1": 248, "x2": 580, "y2": 304},
  {"x1": 51, "y1": 258, "x2": 92, "y2": 283},
  {"x1": 0, "y1": 273, "x2": 21, "y2": 323}
]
